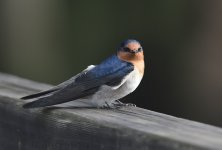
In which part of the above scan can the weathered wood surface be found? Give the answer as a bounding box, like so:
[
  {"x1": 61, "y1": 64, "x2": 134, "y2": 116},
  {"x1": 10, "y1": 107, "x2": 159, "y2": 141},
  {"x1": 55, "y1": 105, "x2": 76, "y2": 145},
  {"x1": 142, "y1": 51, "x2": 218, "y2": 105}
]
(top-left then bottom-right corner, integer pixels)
[{"x1": 0, "y1": 72, "x2": 222, "y2": 150}]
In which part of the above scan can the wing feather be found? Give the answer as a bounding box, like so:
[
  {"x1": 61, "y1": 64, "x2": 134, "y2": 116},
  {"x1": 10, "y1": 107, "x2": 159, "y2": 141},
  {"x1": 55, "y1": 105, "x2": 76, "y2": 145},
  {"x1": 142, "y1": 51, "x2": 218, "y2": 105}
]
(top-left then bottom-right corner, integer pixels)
[{"x1": 23, "y1": 55, "x2": 134, "y2": 108}]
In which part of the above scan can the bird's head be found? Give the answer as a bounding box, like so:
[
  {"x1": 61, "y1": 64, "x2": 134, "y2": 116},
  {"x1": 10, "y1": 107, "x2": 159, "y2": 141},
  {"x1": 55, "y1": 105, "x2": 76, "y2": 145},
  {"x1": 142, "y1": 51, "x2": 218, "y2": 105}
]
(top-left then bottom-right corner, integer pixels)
[
  {"x1": 117, "y1": 39, "x2": 144, "y2": 62},
  {"x1": 117, "y1": 39, "x2": 145, "y2": 75}
]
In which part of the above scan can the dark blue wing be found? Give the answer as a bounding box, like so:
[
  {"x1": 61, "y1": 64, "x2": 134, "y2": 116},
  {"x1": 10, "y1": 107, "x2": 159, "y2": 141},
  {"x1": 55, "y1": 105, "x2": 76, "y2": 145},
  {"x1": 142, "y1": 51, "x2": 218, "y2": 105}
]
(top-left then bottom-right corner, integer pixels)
[{"x1": 23, "y1": 55, "x2": 134, "y2": 108}]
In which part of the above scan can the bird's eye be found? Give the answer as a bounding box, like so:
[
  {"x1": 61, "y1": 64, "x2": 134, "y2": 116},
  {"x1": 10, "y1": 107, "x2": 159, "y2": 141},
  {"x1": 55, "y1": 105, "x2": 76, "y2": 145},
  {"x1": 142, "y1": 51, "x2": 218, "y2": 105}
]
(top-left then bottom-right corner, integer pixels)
[
  {"x1": 123, "y1": 47, "x2": 130, "y2": 52},
  {"x1": 138, "y1": 47, "x2": 143, "y2": 52}
]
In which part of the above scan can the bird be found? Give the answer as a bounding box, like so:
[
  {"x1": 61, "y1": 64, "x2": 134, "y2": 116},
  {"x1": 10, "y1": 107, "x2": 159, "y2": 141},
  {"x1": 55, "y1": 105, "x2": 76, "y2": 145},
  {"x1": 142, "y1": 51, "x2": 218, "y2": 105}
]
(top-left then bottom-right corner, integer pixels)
[{"x1": 21, "y1": 39, "x2": 145, "y2": 108}]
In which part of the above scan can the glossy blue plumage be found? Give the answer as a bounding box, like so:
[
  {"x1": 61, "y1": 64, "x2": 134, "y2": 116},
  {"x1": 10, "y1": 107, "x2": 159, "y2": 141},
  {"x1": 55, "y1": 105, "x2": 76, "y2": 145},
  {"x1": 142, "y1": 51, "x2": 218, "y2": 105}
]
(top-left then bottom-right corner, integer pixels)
[{"x1": 77, "y1": 55, "x2": 133, "y2": 80}]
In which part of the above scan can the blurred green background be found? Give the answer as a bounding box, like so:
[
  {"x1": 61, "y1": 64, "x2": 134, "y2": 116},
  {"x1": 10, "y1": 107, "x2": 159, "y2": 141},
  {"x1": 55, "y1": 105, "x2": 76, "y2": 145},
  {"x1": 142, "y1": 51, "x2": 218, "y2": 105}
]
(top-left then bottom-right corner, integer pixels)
[{"x1": 1, "y1": 0, "x2": 222, "y2": 127}]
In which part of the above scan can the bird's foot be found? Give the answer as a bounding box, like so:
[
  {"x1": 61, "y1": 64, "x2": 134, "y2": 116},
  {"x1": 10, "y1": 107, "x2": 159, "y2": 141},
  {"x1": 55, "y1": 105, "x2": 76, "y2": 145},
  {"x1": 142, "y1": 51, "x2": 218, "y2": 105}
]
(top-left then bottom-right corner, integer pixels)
[
  {"x1": 124, "y1": 103, "x2": 137, "y2": 107},
  {"x1": 115, "y1": 100, "x2": 136, "y2": 107},
  {"x1": 99, "y1": 100, "x2": 136, "y2": 109}
]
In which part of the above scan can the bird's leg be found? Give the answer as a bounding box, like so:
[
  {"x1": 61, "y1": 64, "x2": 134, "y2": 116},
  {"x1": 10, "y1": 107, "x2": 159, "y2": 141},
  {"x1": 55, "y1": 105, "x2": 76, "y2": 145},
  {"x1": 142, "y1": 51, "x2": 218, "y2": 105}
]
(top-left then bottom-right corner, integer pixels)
[
  {"x1": 99, "y1": 101, "x2": 122, "y2": 109},
  {"x1": 99, "y1": 101, "x2": 112, "y2": 109},
  {"x1": 105, "y1": 101, "x2": 111, "y2": 108}
]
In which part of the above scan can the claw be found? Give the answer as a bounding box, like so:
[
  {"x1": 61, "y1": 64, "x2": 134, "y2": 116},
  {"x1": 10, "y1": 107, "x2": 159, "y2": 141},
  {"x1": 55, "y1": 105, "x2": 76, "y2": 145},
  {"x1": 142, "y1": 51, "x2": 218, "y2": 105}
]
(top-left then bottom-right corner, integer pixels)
[{"x1": 125, "y1": 103, "x2": 136, "y2": 107}]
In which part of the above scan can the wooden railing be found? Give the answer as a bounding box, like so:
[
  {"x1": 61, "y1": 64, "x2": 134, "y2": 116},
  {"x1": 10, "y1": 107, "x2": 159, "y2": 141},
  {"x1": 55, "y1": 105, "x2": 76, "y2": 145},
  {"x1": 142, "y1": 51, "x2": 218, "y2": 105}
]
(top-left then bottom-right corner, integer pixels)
[{"x1": 0, "y1": 72, "x2": 222, "y2": 150}]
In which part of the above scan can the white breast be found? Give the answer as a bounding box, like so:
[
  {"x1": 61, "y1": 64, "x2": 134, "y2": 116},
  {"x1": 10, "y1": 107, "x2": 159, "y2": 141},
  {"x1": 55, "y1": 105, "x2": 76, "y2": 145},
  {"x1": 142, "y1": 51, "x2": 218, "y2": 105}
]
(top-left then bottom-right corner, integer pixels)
[{"x1": 90, "y1": 68, "x2": 143, "y2": 107}]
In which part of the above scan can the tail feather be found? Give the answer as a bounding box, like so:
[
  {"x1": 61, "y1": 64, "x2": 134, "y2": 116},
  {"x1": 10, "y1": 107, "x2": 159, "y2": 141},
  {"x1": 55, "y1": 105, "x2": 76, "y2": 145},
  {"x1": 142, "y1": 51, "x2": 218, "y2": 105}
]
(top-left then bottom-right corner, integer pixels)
[
  {"x1": 23, "y1": 100, "x2": 45, "y2": 108},
  {"x1": 21, "y1": 88, "x2": 58, "y2": 100},
  {"x1": 23, "y1": 96, "x2": 68, "y2": 108}
]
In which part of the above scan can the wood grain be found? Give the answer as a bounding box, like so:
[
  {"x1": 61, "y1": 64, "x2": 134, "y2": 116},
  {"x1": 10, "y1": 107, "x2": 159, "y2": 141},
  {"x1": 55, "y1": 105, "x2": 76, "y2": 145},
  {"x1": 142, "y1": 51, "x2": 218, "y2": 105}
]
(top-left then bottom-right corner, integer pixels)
[{"x1": 0, "y1": 72, "x2": 222, "y2": 150}]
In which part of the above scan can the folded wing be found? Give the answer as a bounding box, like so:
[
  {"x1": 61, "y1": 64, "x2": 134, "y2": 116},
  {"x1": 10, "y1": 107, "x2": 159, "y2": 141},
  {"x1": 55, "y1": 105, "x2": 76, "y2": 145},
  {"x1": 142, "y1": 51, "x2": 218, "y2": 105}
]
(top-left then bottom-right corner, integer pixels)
[{"x1": 23, "y1": 55, "x2": 134, "y2": 108}]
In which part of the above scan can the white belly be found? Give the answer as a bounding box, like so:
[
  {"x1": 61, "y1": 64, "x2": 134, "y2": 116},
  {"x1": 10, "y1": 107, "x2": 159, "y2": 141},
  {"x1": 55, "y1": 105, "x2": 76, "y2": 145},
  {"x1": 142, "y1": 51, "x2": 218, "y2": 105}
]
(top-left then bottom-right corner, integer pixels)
[{"x1": 90, "y1": 68, "x2": 143, "y2": 107}]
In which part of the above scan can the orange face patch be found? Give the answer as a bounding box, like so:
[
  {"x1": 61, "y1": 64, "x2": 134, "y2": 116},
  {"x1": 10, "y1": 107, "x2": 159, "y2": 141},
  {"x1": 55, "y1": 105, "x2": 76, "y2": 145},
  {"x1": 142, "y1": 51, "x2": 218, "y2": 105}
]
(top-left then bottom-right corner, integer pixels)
[{"x1": 117, "y1": 51, "x2": 145, "y2": 76}]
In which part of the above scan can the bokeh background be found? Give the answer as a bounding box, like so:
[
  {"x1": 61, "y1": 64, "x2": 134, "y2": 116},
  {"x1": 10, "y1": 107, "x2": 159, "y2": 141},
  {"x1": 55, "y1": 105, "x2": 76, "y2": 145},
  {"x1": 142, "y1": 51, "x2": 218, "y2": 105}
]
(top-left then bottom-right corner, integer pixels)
[{"x1": 1, "y1": 0, "x2": 222, "y2": 127}]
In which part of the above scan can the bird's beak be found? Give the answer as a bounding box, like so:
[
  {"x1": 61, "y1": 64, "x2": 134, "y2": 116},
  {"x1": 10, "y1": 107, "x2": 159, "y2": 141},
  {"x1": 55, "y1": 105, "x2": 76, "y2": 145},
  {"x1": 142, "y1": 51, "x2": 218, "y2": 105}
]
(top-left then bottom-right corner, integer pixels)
[{"x1": 129, "y1": 50, "x2": 139, "y2": 54}]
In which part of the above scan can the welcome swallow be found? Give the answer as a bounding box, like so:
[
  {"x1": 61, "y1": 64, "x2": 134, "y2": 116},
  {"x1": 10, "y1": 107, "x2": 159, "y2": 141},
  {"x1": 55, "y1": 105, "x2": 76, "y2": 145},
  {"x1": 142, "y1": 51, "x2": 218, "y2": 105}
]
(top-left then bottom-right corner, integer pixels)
[{"x1": 22, "y1": 39, "x2": 145, "y2": 108}]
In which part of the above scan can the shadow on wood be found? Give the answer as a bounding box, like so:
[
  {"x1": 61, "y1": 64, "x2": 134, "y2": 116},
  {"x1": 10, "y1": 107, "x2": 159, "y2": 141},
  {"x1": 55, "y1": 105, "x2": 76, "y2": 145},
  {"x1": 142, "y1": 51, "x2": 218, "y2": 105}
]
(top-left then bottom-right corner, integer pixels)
[{"x1": 0, "y1": 72, "x2": 222, "y2": 150}]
